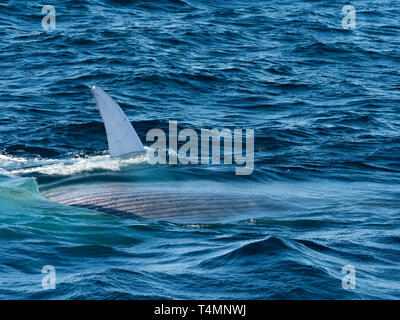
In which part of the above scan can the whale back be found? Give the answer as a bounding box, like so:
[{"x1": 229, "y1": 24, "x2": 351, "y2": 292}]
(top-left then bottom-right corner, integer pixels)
[{"x1": 44, "y1": 183, "x2": 270, "y2": 223}]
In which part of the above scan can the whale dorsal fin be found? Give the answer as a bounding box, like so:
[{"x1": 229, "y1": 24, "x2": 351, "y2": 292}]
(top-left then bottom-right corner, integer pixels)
[{"x1": 91, "y1": 86, "x2": 145, "y2": 157}]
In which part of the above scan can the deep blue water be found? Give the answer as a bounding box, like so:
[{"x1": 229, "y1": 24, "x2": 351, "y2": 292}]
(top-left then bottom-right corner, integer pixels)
[{"x1": 0, "y1": 0, "x2": 399, "y2": 299}]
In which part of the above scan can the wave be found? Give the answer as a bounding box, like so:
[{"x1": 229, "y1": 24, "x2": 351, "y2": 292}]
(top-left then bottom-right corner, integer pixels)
[
  {"x1": 198, "y1": 236, "x2": 295, "y2": 268},
  {"x1": 0, "y1": 177, "x2": 42, "y2": 201}
]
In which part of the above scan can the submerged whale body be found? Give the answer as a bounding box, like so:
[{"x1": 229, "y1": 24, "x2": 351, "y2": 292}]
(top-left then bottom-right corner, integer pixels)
[
  {"x1": 44, "y1": 87, "x2": 266, "y2": 222},
  {"x1": 44, "y1": 182, "x2": 268, "y2": 223}
]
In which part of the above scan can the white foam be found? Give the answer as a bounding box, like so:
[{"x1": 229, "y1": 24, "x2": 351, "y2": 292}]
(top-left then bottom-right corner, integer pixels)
[
  {"x1": 0, "y1": 150, "x2": 149, "y2": 177},
  {"x1": 0, "y1": 154, "x2": 36, "y2": 165}
]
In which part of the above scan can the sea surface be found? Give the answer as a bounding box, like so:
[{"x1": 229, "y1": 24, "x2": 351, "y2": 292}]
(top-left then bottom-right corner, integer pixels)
[{"x1": 0, "y1": 0, "x2": 399, "y2": 299}]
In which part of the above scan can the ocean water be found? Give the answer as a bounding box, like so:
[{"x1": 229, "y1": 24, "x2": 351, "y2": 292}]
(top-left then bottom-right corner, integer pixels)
[{"x1": 0, "y1": 0, "x2": 399, "y2": 299}]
